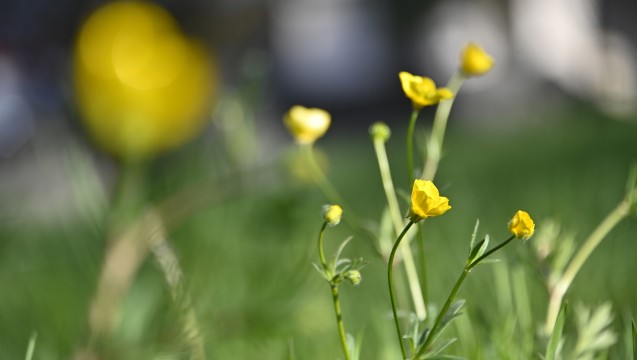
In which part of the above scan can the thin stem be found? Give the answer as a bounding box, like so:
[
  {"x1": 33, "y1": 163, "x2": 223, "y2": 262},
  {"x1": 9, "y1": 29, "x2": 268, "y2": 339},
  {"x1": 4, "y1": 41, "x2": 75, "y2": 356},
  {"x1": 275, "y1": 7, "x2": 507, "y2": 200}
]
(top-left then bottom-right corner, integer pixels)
[
  {"x1": 544, "y1": 199, "x2": 631, "y2": 334},
  {"x1": 303, "y1": 144, "x2": 347, "y2": 208},
  {"x1": 406, "y1": 109, "x2": 420, "y2": 186},
  {"x1": 417, "y1": 269, "x2": 469, "y2": 358},
  {"x1": 317, "y1": 221, "x2": 330, "y2": 274},
  {"x1": 318, "y1": 221, "x2": 350, "y2": 360},
  {"x1": 373, "y1": 138, "x2": 427, "y2": 321},
  {"x1": 331, "y1": 284, "x2": 351, "y2": 360},
  {"x1": 468, "y1": 235, "x2": 515, "y2": 270},
  {"x1": 421, "y1": 72, "x2": 465, "y2": 181},
  {"x1": 388, "y1": 220, "x2": 415, "y2": 359},
  {"x1": 416, "y1": 234, "x2": 517, "y2": 359}
]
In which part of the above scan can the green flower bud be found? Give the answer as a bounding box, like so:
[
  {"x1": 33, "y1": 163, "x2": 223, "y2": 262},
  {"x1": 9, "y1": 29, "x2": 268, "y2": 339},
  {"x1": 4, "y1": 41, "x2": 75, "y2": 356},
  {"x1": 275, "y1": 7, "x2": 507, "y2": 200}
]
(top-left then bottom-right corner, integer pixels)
[
  {"x1": 345, "y1": 270, "x2": 362, "y2": 285},
  {"x1": 369, "y1": 122, "x2": 391, "y2": 142}
]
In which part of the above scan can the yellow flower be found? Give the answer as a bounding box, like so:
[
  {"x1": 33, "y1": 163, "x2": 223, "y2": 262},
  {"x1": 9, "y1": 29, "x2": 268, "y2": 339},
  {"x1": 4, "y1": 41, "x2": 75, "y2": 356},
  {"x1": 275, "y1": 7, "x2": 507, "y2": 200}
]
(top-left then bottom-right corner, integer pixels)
[
  {"x1": 322, "y1": 204, "x2": 343, "y2": 226},
  {"x1": 508, "y1": 210, "x2": 535, "y2": 240},
  {"x1": 460, "y1": 43, "x2": 494, "y2": 77},
  {"x1": 284, "y1": 106, "x2": 331, "y2": 145},
  {"x1": 409, "y1": 180, "x2": 451, "y2": 222},
  {"x1": 399, "y1": 72, "x2": 454, "y2": 109},
  {"x1": 73, "y1": 1, "x2": 215, "y2": 161}
]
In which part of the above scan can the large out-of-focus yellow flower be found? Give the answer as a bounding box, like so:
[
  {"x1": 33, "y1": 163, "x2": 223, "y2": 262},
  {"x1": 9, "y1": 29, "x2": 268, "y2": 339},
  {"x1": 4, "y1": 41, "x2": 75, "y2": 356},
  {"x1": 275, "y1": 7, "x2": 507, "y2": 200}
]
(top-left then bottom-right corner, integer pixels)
[
  {"x1": 409, "y1": 180, "x2": 451, "y2": 222},
  {"x1": 284, "y1": 105, "x2": 331, "y2": 145},
  {"x1": 460, "y1": 43, "x2": 494, "y2": 77},
  {"x1": 73, "y1": 1, "x2": 215, "y2": 161},
  {"x1": 508, "y1": 210, "x2": 535, "y2": 240},
  {"x1": 399, "y1": 72, "x2": 453, "y2": 109}
]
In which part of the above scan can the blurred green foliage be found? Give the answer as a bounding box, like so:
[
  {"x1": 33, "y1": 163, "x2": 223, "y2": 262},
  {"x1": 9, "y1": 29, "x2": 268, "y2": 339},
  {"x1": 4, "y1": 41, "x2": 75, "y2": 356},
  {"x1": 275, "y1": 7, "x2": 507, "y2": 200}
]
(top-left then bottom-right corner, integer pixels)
[{"x1": 1, "y1": 104, "x2": 636, "y2": 359}]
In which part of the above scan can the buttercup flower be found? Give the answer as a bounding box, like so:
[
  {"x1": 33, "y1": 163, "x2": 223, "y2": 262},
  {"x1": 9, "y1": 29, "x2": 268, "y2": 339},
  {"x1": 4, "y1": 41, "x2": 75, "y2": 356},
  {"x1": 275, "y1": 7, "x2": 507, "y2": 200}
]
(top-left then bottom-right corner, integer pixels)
[
  {"x1": 74, "y1": 1, "x2": 215, "y2": 160},
  {"x1": 399, "y1": 72, "x2": 454, "y2": 109},
  {"x1": 460, "y1": 43, "x2": 494, "y2": 77},
  {"x1": 322, "y1": 204, "x2": 343, "y2": 226},
  {"x1": 508, "y1": 210, "x2": 535, "y2": 240},
  {"x1": 284, "y1": 106, "x2": 331, "y2": 145},
  {"x1": 409, "y1": 180, "x2": 451, "y2": 222}
]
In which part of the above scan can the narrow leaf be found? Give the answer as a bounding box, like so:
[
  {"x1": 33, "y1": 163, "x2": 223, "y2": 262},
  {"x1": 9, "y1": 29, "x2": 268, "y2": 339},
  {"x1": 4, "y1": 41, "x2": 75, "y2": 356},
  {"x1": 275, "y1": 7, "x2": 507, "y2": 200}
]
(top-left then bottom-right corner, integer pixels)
[
  {"x1": 469, "y1": 219, "x2": 480, "y2": 254},
  {"x1": 425, "y1": 338, "x2": 457, "y2": 357},
  {"x1": 468, "y1": 239, "x2": 485, "y2": 264},
  {"x1": 546, "y1": 302, "x2": 567, "y2": 360}
]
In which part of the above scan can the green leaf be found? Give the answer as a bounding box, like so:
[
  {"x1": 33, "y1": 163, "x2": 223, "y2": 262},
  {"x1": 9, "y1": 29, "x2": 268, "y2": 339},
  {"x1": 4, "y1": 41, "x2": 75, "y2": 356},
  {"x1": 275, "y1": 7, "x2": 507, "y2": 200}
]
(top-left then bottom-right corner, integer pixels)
[
  {"x1": 546, "y1": 302, "x2": 567, "y2": 360},
  {"x1": 334, "y1": 236, "x2": 354, "y2": 263},
  {"x1": 424, "y1": 338, "x2": 457, "y2": 358},
  {"x1": 467, "y1": 239, "x2": 485, "y2": 264},
  {"x1": 421, "y1": 300, "x2": 465, "y2": 353},
  {"x1": 469, "y1": 219, "x2": 480, "y2": 254}
]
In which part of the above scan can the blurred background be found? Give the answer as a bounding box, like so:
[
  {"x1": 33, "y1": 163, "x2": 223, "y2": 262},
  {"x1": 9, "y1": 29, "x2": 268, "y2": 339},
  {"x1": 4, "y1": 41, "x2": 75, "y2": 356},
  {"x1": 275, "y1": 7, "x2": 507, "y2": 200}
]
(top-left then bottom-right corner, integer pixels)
[{"x1": 1, "y1": 0, "x2": 637, "y2": 358}]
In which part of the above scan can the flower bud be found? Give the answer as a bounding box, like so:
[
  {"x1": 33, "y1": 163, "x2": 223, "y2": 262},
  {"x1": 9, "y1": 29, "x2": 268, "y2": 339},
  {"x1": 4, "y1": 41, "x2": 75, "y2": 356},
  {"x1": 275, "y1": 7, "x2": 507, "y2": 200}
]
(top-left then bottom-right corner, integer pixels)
[
  {"x1": 345, "y1": 270, "x2": 362, "y2": 285},
  {"x1": 369, "y1": 122, "x2": 391, "y2": 142},
  {"x1": 460, "y1": 43, "x2": 494, "y2": 77},
  {"x1": 508, "y1": 210, "x2": 535, "y2": 240},
  {"x1": 322, "y1": 204, "x2": 343, "y2": 226}
]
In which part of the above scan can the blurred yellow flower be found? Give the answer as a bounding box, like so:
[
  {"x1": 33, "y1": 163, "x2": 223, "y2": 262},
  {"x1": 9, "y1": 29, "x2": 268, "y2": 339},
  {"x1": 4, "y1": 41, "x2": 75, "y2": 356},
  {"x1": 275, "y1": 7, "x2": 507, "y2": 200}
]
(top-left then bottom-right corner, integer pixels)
[
  {"x1": 508, "y1": 210, "x2": 535, "y2": 240},
  {"x1": 73, "y1": 1, "x2": 215, "y2": 161},
  {"x1": 460, "y1": 43, "x2": 494, "y2": 77},
  {"x1": 284, "y1": 106, "x2": 331, "y2": 145},
  {"x1": 322, "y1": 204, "x2": 343, "y2": 226},
  {"x1": 399, "y1": 72, "x2": 453, "y2": 109},
  {"x1": 409, "y1": 180, "x2": 451, "y2": 222}
]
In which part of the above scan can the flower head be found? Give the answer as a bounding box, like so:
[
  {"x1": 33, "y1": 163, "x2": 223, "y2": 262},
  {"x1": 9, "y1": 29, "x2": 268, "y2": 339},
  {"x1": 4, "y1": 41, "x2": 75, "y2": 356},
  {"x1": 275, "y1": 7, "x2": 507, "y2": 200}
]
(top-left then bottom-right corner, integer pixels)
[
  {"x1": 322, "y1": 204, "x2": 343, "y2": 226},
  {"x1": 284, "y1": 106, "x2": 331, "y2": 145},
  {"x1": 345, "y1": 270, "x2": 362, "y2": 285},
  {"x1": 508, "y1": 210, "x2": 535, "y2": 240},
  {"x1": 460, "y1": 43, "x2": 494, "y2": 77},
  {"x1": 409, "y1": 180, "x2": 451, "y2": 222},
  {"x1": 399, "y1": 72, "x2": 454, "y2": 109},
  {"x1": 73, "y1": 1, "x2": 215, "y2": 161},
  {"x1": 369, "y1": 121, "x2": 391, "y2": 143}
]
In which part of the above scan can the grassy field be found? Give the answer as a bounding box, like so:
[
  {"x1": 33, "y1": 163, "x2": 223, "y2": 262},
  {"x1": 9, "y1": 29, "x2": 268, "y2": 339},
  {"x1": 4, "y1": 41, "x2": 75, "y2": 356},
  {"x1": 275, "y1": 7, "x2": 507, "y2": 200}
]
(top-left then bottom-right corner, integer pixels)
[{"x1": 1, "y1": 102, "x2": 636, "y2": 359}]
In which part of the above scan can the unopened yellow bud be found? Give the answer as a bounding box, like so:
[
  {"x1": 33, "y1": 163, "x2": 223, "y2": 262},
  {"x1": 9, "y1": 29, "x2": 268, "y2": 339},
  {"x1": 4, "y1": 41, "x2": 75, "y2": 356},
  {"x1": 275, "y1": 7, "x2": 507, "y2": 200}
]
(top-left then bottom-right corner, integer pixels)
[
  {"x1": 460, "y1": 43, "x2": 494, "y2": 77},
  {"x1": 322, "y1": 204, "x2": 343, "y2": 226},
  {"x1": 508, "y1": 210, "x2": 535, "y2": 240}
]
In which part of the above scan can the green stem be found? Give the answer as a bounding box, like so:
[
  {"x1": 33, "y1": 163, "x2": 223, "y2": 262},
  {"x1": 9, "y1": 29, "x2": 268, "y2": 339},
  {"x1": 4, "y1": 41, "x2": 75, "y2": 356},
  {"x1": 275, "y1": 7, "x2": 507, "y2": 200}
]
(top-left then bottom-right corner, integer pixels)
[
  {"x1": 303, "y1": 144, "x2": 347, "y2": 208},
  {"x1": 373, "y1": 138, "x2": 427, "y2": 321},
  {"x1": 406, "y1": 109, "x2": 420, "y2": 186},
  {"x1": 416, "y1": 234, "x2": 516, "y2": 359},
  {"x1": 317, "y1": 221, "x2": 330, "y2": 274},
  {"x1": 416, "y1": 224, "x2": 429, "y2": 306},
  {"x1": 421, "y1": 72, "x2": 465, "y2": 181},
  {"x1": 544, "y1": 199, "x2": 631, "y2": 334},
  {"x1": 388, "y1": 221, "x2": 415, "y2": 359},
  {"x1": 417, "y1": 268, "x2": 469, "y2": 358},
  {"x1": 468, "y1": 235, "x2": 515, "y2": 270},
  {"x1": 318, "y1": 221, "x2": 350, "y2": 360},
  {"x1": 331, "y1": 284, "x2": 351, "y2": 360}
]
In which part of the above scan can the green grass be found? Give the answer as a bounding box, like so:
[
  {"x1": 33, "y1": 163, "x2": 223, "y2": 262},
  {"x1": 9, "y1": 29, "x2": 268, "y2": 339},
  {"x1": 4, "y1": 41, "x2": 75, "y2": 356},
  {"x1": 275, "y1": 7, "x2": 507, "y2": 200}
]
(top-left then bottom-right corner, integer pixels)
[{"x1": 1, "y1": 103, "x2": 636, "y2": 359}]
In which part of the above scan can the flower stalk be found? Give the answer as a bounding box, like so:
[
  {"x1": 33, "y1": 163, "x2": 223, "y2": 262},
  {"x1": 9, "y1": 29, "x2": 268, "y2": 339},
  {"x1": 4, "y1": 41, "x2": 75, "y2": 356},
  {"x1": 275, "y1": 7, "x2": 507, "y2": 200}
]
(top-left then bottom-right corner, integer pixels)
[{"x1": 372, "y1": 126, "x2": 427, "y2": 321}]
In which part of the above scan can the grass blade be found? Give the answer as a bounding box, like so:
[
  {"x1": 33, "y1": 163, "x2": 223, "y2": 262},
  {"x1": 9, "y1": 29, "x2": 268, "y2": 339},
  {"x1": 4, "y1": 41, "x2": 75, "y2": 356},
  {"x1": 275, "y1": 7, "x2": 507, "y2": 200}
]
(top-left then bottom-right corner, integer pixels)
[{"x1": 546, "y1": 303, "x2": 567, "y2": 360}]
